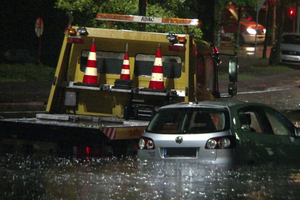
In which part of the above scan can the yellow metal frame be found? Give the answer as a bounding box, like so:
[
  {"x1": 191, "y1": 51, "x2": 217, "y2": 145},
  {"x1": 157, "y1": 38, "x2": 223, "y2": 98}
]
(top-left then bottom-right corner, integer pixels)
[{"x1": 46, "y1": 27, "x2": 215, "y2": 117}]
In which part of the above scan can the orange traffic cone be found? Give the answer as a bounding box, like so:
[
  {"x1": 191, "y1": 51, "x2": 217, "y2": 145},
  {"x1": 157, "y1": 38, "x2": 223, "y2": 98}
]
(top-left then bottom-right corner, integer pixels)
[
  {"x1": 83, "y1": 39, "x2": 98, "y2": 84},
  {"x1": 120, "y1": 43, "x2": 130, "y2": 80},
  {"x1": 149, "y1": 43, "x2": 164, "y2": 90}
]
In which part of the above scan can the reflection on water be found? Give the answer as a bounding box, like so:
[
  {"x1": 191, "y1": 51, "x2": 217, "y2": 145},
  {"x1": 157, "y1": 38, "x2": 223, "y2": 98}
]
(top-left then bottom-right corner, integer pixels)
[{"x1": 1, "y1": 154, "x2": 300, "y2": 199}]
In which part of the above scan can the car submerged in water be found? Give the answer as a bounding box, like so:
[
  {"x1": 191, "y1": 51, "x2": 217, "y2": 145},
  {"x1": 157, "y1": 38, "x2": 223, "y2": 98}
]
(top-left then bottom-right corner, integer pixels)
[{"x1": 137, "y1": 101, "x2": 300, "y2": 165}]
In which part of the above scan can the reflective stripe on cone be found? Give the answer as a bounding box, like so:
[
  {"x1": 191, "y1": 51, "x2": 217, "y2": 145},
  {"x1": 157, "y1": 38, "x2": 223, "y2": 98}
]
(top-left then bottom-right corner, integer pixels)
[
  {"x1": 120, "y1": 43, "x2": 130, "y2": 80},
  {"x1": 83, "y1": 39, "x2": 98, "y2": 84},
  {"x1": 149, "y1": 44, "x2": 164, "y2": 90}
]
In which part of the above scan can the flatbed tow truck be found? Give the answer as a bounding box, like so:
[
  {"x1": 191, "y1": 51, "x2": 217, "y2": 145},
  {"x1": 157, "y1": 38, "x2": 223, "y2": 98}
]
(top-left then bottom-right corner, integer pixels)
[{"x1": 0, "y1": 13, "x2": 238, "y2": 156}]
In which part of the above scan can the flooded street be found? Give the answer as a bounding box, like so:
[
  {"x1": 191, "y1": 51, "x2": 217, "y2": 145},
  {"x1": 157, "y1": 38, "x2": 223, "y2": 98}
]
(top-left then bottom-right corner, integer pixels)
[
  {"x1": 2, "y1": 85, "x2": 300, "y2": 200},
  {"x1": 1, "y1": 153, "x2": 300, "y2": 199},
  {"x1": 2, "y1": 90, "x2": 300, "y2": 199}
]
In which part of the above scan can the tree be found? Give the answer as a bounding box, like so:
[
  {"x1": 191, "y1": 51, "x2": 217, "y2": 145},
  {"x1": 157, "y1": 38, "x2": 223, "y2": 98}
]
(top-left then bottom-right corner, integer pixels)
[{"x1": 55, "y1": 0, "x2": 202, "y2": 38}]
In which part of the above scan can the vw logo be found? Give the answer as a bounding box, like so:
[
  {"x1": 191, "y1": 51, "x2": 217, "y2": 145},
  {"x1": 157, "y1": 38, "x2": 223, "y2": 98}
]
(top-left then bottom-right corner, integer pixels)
[{"x1": 175, "y1": 136, "x2": 183, "y2": 144}]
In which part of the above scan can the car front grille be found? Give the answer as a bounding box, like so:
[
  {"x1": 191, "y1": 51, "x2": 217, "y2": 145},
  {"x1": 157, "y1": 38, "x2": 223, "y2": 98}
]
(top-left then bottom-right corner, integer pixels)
[{"x1": 282, "y1": 50, "x2": 300, "y2": 55}]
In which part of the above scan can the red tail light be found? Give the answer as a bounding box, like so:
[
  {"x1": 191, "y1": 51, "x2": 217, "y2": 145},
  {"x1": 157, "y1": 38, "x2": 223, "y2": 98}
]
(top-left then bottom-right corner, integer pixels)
[
  {"x1": 74, "y1": 146, "x2": 101, "y2": 155},
  {"x1": 138, "y1": 137, "x2": 155, "y2": 150},
  {"x1": 205, "y1": 136, "x2": 236, "y2": 149},
  {"x1": 213, "y1": 46, "x2": 219, "y2": 54}
]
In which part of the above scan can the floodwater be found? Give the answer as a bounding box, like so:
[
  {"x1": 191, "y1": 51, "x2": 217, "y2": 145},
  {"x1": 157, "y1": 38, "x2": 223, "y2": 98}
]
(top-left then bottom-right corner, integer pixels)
[
  {"x1": 1, "y1": 153, "x2": 300, "y2": 199},
  {"x1": 1, "y1": 98, "x2": 300, "y2": 199},
  {"x1": 1, "y1": 110, "x2": 300, "y2": 199}
]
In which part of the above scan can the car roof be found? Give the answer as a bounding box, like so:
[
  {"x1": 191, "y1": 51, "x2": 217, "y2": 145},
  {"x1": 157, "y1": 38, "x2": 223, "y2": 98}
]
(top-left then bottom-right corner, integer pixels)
[{"x1": 158, "y1": 100, "x2": 271, "y2": 111}]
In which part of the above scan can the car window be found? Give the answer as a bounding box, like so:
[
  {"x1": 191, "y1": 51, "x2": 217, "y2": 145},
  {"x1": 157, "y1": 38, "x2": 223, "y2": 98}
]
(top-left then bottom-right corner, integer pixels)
[
  {"x1": 134, "y1": 54, "x2": 182, "y2": 78},
  {"x1": 238, "y1": 106, "x2": 294, "y2": 136},
  {"x1": 222, "y1": 9, "x2": 236, "y2": 26},
  {"x1": 264, "y1": 108, "x2": 294, "y2": 136},
  {"x1": 238, "y1": 111, "x2": 262, "y2": 133},
  {"x1": 146, "y1": 108, "x2": 229, "y2": 134},
  {"x1": 229, "y1": 8, "x2": 253, "y2": 22},
  {"x1": 282, "y1": 35, "x2": 300, "y2": 45}
]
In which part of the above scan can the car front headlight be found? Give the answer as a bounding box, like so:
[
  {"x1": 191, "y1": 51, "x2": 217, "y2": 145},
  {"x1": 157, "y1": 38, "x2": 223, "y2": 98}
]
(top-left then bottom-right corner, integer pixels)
[{"x1": 247, "y1": 28, "x2": 256, "y2": 35}]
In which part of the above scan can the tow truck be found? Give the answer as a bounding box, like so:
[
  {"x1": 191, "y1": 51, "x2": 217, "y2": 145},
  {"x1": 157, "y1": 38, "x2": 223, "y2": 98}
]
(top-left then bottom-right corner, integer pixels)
[{"x1": 0, "y1": 13, "x2": 238, "y2": 156}]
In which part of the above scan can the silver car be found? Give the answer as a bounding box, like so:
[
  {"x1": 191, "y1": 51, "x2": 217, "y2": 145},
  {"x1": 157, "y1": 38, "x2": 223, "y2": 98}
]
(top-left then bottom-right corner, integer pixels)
[
  {"x1": 137, "y1": 101, "x2": 300, "y2": 165},
  {"x1": 270, "y1": 33, "x2": 300, "y2": 65}
]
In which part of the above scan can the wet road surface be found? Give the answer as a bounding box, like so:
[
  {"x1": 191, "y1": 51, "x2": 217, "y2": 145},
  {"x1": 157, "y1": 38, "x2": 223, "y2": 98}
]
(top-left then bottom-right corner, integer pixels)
[{"x1": 1, "y1": 154, "x2": 300, "y2": 199}]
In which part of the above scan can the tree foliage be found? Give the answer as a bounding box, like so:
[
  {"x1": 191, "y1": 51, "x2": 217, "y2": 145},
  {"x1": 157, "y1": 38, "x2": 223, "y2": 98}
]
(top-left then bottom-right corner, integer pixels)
[
  {"x1": 230, "y1": 0, "x2": 261, "y2": 7},
  {"x1": 55, "y1": 0, "x2": 202, "y2": 38}
]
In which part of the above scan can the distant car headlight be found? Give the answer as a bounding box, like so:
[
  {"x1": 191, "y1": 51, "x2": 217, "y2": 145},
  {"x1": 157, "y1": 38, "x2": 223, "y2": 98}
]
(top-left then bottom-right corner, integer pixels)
[
  {"x1": 247, "y1": 28, "x2": 256, "y2": 35},
  {"x1": 263, "y1": 29, "x2": 266, "y2": 34}
]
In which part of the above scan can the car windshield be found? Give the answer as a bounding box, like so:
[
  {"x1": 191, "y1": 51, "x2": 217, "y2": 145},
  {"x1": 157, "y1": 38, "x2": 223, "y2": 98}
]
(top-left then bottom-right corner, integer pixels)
[
  {"x1": 229, "y1": 8, "x2": 253, "y2": 22},
  {"x1": 282, "y1": 34, "x2": 300, "y2": 45},
  {"x1": 146, "y1": 108, "x2": 230, "y2": 134}
]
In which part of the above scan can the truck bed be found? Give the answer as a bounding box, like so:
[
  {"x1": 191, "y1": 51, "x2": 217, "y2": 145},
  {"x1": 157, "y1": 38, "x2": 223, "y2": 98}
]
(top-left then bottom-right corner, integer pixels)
[{"x1": 0, "y1": 114, "x2": 149, "y2": 140}]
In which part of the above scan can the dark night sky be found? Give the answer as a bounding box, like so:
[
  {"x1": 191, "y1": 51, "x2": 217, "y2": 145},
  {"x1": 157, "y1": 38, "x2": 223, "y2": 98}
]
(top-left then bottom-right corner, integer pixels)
[
  {"x1": 1, "y1": 1, "x2": 288, "y2": 67},
  {"x1": 1, "y1": 0, "x2": 67, "y2": 67}
]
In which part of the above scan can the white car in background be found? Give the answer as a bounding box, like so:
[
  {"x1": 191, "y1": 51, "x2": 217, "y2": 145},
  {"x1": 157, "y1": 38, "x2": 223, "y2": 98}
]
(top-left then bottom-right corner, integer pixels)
[
  {"x1": 270, "y1": 33, "x2": 300, "y2": 66},
  {"x1": 221, "y1": 6, "x2": 266, "y2": 44}
]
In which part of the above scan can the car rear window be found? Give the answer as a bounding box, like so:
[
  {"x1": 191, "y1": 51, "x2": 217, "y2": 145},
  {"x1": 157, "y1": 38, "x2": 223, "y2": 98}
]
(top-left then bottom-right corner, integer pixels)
[
  {"x1": 146, "y1": 108, "x2": 230, "y2": 134},
  {"x1": 282, "y1": 35, "x2": 300, "y2": 45}
]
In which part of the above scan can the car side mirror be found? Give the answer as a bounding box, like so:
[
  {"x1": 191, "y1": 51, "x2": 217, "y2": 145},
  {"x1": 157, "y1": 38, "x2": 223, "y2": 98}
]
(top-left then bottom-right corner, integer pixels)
[
  {"x1": 295, "y1": 127, "x2": 300, "y2": 137},
  {"x1": 217, "y1": 54, "x2": 239, "y2": 98},
  {"x1": 229, "y1": 56, "x2": 238, "y2": 83}
]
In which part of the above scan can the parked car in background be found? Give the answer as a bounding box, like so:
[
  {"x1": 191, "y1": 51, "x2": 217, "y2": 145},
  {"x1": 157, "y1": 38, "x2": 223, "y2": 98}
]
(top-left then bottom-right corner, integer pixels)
[
  {"x1": 137, "y1": 101, "x2": 300, "y2": 165},
  {"x1": 221, "y1": 6, "x2": 266, "y2": 44},
  {"x1": 269, "y1": 33, "x2": 300, "y2": 66},
  {"x1": 3, "y1": 50, "x2": 38, "y2": 63}
]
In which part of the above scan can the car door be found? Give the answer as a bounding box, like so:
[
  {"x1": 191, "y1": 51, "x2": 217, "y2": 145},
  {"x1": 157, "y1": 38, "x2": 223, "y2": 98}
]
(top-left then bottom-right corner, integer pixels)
[{"x1": 237, "y1": 106, "x2": 282, "y2": 163}]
